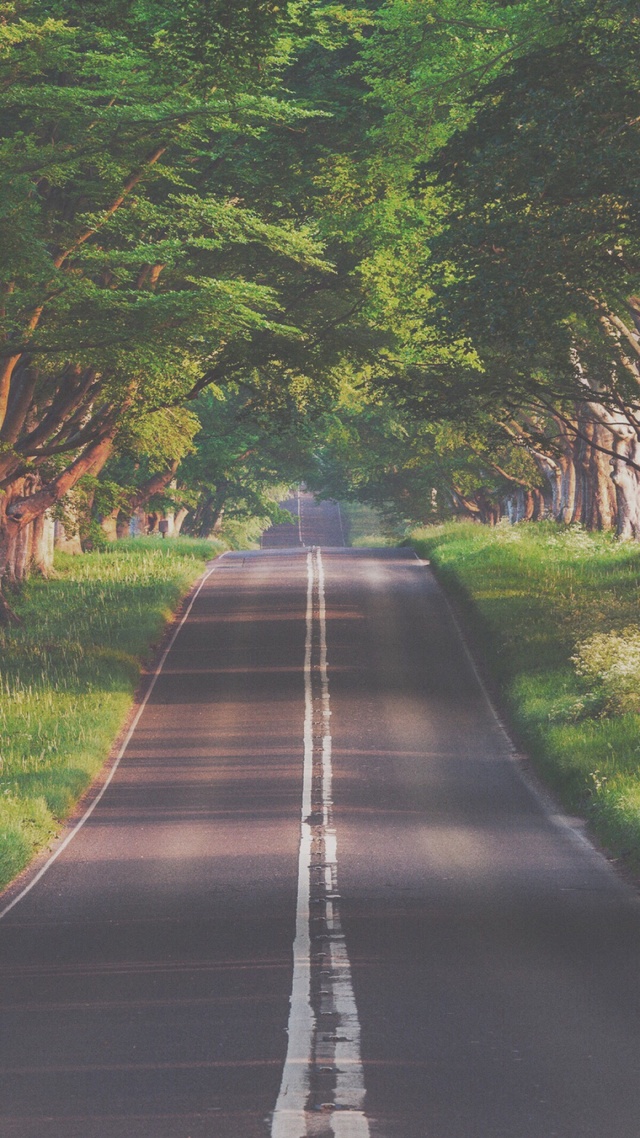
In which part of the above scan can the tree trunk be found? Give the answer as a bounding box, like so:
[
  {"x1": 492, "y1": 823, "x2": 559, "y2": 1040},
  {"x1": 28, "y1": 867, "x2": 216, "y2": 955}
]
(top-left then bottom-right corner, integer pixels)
[
  {"x1": 111, "y1": 461, "x2": 180, "y2": 539},
  {"x1": 558, "y1": 451, "x2": 578, "y2": 524},
  {"x1": 612, "y1": 433, "x2": 640, "y2": 539},
  {"x1": 6, "y1": 430, "x2": 115, "y2": 529},
  {"x1": 583, "y1": 422, "x2": 617, "y2": 530},
  {"x1": 31, "y1": 511, "x2": 55, "y2": 575},
  {"x1": 522, "y1": 489, "x2": 537, "y2": 520},
  {"x1": 3, "y1": 476, "x2": 41, "y2": 584},
  {"x1": 566, "y1": 374, "x2": 640, "y2": 536},
  {"x1": 0, "y1": 489, "x2": 22, "y2": 623},
  {"x1": 54, "y1": 513, "x2": 83, "y2": 554},
  {"x1": 211, "y1": 504, "x2": 225, "y2": 534},
  {"x1": 532, "y1": 452, "x2": 562, "y2": 519},
  {"x1": 0, "y1": 430, "x2": 115, "y2": 608},
  {"x1": 174, "y1": 506, "x2": 189, "y2": 534},
  {"x1": 208, "y1": 481, "x2": 229, "y2": 536},
  {"x1": 116, "y1": 514, "x2": 131, "y2": 539},
  {"x1": 191, "y1": 493, "x2": 214, "y2": 535},
  {"x1": 450, "y1": 487, "x2": 482, "y2": 521},
  {"x1": 13, "y1": 519, "x2": 31, "y2": 582},
  {"x1": 531, "y1": 488, "x2": 546, "y2": 520},
  {"x1": 101, "y1": 508, "x2": 119, "y2": 541}
]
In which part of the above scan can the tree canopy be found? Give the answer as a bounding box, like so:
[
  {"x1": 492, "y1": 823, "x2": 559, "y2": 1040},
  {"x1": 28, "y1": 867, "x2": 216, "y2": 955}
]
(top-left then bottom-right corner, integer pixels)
[{"x1": 1, "y1": 0, "x2": 640, "y2": 603}]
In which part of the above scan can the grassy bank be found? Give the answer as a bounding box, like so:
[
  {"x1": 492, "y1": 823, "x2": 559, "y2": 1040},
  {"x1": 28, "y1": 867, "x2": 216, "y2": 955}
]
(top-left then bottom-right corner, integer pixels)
[
  {"x1": 410, "y1": 522, "x2": 640, "y2": 871},
  {"x1": 0, "y1": 537, "x2": 219, "y2": 891}
]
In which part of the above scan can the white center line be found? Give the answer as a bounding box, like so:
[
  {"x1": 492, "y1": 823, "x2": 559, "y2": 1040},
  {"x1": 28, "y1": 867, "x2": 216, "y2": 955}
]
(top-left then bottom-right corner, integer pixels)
[
  {"x1": 271, "y1": 550, "x2": 370, "y2": 1138},
  {"x1": 271, "y1": 553, "x2": 315, "y2": 1138}
]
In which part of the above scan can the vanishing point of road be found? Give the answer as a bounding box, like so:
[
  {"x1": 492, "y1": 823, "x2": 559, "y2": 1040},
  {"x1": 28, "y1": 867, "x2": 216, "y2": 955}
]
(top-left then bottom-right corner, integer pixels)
[{"x1": 2, "y1": 494, "x2": 640, "y2": 1137}]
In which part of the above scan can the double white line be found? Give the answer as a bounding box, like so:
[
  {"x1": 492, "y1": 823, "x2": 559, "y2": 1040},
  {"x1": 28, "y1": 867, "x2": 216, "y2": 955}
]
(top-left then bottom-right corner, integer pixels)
[{"x1": 271, "y1": 549, "x2": 370, "y2": 1138}]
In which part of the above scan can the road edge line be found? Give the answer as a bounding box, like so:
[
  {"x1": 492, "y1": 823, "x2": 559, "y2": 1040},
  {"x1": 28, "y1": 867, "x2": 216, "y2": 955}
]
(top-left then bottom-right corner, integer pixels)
[
  {"x1": 0, "y1": 551, "x2": 231, "y2": 923},
  {"x1": 411, "y1": 552, "x2": 633, "y2": 885}
]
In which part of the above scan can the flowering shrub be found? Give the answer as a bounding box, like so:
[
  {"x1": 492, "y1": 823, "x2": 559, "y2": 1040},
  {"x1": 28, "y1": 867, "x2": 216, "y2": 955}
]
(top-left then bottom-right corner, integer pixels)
[
  {"x1": 572, "y1": 628, "x2": 640, "y2": 714},
  {"x1": 543, "y1": 524, "x2": 617, "y2": 560}
]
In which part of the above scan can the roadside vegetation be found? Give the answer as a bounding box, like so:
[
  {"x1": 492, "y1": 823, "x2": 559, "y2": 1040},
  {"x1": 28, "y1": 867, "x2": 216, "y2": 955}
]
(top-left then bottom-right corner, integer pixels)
[
  {"x1": 3, "y1": 1, "x2": 640, "y2": 884},
  {"x1": 0, "y1": 538, "x2": 217, "y2": 891},
  {"x1": 411, "y1": 522, "x2": 640, "y2": 872},
  {"x1": 4, "y1": 0, "x2": 640, "y2": 612},
  {"x1": 339, "y1": 502, "x2": 403, "y2": 548}
]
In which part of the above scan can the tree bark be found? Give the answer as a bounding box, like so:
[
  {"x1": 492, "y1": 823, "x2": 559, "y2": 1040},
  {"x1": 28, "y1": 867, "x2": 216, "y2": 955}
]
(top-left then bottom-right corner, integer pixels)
[
  {"x1": 582, "y1": 421, "x2": 617, "y2": 530},
  {"x1": 113, "y1": 461, "x2": 180, "y2": 537},
  {"x1": 101, "y1": 509, "x2": 119, "y2": 541},
  {"x1": 173, "y1": 506, "x2": 189, "y2": 535},
  {"x1": 31, "y1": 511, "x2": 55, "y2": 575},
  {"x1": 611, "y1": 433, "x2": 640, "y2": 539},
  {"x1": 0, "y1": 430, "x2": 115, "y2": 608},
  {"x1": 6, "y1": 431, "x2": 115, "y2": 529}
]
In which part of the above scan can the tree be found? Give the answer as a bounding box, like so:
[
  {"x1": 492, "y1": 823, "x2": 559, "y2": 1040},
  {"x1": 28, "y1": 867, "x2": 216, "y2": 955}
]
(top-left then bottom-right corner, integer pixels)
[
  {"x1": 322, "y1": 0, "x2": 640, "y2": 535},
  {"x1": 0, "y1": 0, "x2": 334, "y2": 613}
]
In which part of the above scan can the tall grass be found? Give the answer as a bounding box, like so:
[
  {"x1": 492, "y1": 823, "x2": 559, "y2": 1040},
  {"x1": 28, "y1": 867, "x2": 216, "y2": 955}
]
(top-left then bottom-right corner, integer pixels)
[
  {"x1": 0, "y1": 537, "x2": 219, "y2": 890},
  {"x1": 411, "y1": 521, "x2": 640, "y2": 870}
]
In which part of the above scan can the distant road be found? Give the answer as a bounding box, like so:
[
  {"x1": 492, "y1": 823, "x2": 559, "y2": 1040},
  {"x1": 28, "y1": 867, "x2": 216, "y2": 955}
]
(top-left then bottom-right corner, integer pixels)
[
  {"x1": 260, "y1": 491, "x2": 346, "y2": 548},
  {"x1": 2, "y1": 520, "x2": 640, "y2": 1136}
]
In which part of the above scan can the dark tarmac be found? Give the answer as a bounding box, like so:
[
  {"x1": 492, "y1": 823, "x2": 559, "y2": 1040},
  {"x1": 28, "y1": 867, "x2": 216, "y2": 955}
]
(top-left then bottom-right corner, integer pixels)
[
  {"x1": 2, "y1": 499, "x2": 640, "y2": 1137},
  {"x1": 260, "y1": 492, "x2": 345, "y2": 549}
]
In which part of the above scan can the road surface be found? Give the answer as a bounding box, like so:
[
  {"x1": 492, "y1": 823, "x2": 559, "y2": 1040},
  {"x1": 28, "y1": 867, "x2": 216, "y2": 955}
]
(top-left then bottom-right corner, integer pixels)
[
  {"x1": 2, "y1": 502, "x2": 640, "y2": 1137},
  {"x1": 260, "y1": 492, "x2": 345, "y2": 549}
]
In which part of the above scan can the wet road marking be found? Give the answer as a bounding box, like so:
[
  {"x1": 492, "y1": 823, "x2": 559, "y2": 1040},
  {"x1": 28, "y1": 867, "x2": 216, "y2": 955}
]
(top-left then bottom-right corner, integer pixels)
[
  {"x1": 0, "y1": 554, "x2": 230, "y2": 923},
  {"x1": 271, "y1": 550, "x2": 369, "y2": 1138}
]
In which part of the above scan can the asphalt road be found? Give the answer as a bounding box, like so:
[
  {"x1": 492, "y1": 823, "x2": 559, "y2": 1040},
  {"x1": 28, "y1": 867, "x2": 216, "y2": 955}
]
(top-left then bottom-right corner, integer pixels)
[
  {"x1": 2, "y1": 503, "x2": 640, "y2": 1137},
  {"x1": 260, "y1": 492, "x2": 345, "y2": 549}
]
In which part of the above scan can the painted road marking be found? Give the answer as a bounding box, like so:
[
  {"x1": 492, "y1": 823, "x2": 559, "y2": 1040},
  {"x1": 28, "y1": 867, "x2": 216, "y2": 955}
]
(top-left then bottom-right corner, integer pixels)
[
  {"x1": 271, "y1": 550, "x2": 370, "y2": 1138},
  {"x1": 412, "y1": 552, "x2": 622, "y2": 870},
  {"x1": 271, "y1": 552, "x2": 315, "y2": 1137}
]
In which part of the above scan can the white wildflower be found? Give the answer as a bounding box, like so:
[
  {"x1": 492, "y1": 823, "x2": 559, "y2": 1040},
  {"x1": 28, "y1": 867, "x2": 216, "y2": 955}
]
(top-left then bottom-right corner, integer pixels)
[{"x1": 572, "y1": 627, "x2": 640, "y2": 713}]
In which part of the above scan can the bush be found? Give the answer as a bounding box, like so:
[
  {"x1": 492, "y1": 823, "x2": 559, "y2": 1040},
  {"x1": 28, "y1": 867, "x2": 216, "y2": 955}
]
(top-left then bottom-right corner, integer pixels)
[{"x1": 572, "y1": 628, "x2": 640, "y2": 714}]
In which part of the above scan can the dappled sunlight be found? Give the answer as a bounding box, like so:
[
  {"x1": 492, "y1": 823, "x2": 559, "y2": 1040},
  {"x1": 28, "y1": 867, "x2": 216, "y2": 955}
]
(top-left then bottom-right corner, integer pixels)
[
  {"x1": 180, "y1": 609, "x2": 305, "y2": 624},
  {"x1": 4, "y1": 544, "x2": 640, "y2": 1138},
  {"x1": 152, "y1": 664, "x2": 305, "y2": 678}
]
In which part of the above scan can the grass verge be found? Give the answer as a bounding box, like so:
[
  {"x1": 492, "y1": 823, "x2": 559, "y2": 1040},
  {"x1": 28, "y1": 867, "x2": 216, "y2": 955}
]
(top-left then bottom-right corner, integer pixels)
[
  {"x1": 410, "y1": 521, "x2": 640, "y2": 872},
  {"x1": 0, "y1": 537, "x2": 220, "y2": 892}
]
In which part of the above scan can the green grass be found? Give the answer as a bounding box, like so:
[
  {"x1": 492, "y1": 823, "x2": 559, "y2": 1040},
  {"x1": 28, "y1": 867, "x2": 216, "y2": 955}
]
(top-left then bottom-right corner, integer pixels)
[
  {"x1": 410, "y1": 521, "x2": 640, "y2": 870},
  {"x1": 0, "y1": 536, "x2": 221, "y2": 890}
]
